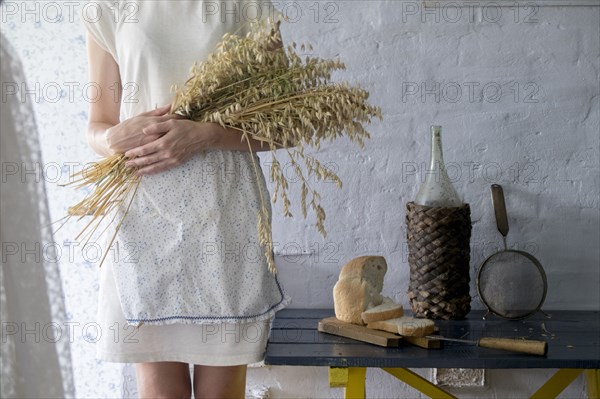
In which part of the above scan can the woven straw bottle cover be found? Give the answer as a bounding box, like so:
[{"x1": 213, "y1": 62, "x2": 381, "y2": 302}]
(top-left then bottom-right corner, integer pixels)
[{"x1": 407, "y1": 125, "x2": 471, "y2": 319}]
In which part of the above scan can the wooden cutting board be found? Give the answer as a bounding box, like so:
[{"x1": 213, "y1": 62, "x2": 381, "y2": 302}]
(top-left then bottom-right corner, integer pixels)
[
  {"x1": 318, "y1": 317, "x2": 401, "y2": 347},
  {"x1": 318, "y1": 317, "x2": 442, "y2": 349}
]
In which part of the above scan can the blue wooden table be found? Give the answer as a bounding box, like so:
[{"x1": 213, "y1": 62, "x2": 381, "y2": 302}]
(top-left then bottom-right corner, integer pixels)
[{"x1": 264, "y1": 308, "x2": 600, "y2": 398}]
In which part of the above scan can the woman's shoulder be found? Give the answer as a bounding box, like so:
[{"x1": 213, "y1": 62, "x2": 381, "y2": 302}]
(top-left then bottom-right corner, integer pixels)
[{"x1": 79, "y1": 1, "x2": 120, "y2": 59}]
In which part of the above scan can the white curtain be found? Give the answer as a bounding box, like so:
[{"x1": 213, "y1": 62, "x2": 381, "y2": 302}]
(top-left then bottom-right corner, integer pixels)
[
  {"x1": 0, "y1": 31, "x2": 74, "y2": 398},
  {"x1": 1, "y1": 2, "x2": 140, "y2": 395}
]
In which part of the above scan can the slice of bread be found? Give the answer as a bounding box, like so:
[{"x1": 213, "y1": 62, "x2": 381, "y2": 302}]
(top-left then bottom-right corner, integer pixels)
[
  {"x1": 366, "y1": 316, "x2": 435, "y2": 337},
  {"x1": 361, "y1": 297, "x2": 404, "y2": 324}
]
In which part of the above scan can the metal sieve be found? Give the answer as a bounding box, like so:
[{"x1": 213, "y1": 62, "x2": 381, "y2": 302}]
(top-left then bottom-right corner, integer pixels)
[{"x1": 476, "y1": 184, "x2": 549, "y2": 320}]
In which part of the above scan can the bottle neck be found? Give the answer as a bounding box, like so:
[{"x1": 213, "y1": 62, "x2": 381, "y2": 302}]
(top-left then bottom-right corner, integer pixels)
[{"x1": 429, "y1": 127, "x2": 444, "y2": 171}]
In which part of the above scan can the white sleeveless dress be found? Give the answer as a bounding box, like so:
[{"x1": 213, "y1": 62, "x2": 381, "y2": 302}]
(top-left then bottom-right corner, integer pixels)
[{"x1": 80, "y1": 0, "x2": 291, "y2": 365}]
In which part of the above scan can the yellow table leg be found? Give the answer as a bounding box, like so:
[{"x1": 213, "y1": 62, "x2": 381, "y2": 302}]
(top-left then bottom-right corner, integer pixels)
[
  {"x1": 345, "y1": 367, "x2": 367, "y2": 399},
  {"x1": 382, "y1": 368, "x2": 457, "y2": 399},
  {"x1": 329, "y1": 367, "x2": 349, "y2": 388},
  {"x1": 330, "y1": 366, "x2": 596, "y2": 398},
  {"x1": 586, "y1": 370, "x2": 600, "y2": 399},
  {"x1": 530, "y1": 369, "x2": 584, "y2": 399}
]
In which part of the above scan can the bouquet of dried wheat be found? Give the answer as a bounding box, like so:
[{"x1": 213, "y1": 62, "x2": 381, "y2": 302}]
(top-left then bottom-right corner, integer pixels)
[{"x1": 63, "y1": 20, "x2": 382, "y2": 274}]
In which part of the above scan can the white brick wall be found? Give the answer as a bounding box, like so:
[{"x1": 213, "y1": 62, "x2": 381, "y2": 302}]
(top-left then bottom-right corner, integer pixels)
[
  {"x1": 251, "y1": 2, "x2": 599, "y2": 397},
  {"x1": 269, "y1": 0, "x2": 599, "y2": 312}
]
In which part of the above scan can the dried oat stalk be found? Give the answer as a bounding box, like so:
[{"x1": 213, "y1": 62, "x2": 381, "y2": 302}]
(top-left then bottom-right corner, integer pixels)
[{"x1": 59, "y1": 153, "x2": 140, "y2": 267}]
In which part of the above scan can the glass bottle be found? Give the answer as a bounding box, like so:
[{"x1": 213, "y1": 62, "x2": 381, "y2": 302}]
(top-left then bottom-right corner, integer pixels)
[{"x1": 414, "y1": 125, "x2": 462, "y2": 207}]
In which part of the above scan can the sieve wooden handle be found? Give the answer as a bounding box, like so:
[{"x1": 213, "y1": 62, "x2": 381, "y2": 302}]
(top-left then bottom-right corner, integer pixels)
[
  {"x1": 479, "y1": 337, "x2": 548, "y2": 356},
  {"x1": 491, "y1": 184, "x2": 509, "y2": 237}
]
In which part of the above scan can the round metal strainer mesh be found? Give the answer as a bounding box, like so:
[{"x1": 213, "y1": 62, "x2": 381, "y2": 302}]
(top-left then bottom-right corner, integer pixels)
[{"x1": 478, "y1": 250, "x2": 546, "y2": 319}]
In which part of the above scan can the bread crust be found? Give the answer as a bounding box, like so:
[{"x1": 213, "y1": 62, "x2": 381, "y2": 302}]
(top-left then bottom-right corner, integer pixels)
[
  {"x1": 333, "y1": 278, "x2": 369, "y2": 324},
  {"x1": 361, "y1": 301, "x2": 404, "y2": 324},
  {"x1": 338, "y1": 256, "x2": 387, "y2": 293},
  {"x1": 366, "y1": 316, "x2": 435, "y2": 337}
]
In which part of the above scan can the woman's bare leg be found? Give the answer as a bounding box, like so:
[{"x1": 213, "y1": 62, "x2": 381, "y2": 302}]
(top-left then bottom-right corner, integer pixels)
[
  {"x1": 135, "y1": 361, "x2": 192, "y2": 399},
  {"x1": 193, "y1": 364, "x2": 247, "y2": 399}
]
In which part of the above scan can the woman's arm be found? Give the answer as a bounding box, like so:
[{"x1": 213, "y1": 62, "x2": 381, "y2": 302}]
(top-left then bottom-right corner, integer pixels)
[
  {"x1": 85, "y1": 33, "x2": 179, "y2": 157},
  {"x1": 122, "y1": 117, "x2": 279, "y2": 176},
  {"x1": 85, "y1": 32, "x2": 121, "y2": 157}
]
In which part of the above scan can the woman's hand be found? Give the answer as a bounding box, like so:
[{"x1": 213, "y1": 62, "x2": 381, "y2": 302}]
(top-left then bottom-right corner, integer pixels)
[
  {"x1": 105, "y1": 104, "x2": 182, "y2": 154},
  {"x1": 123, "y1": 119, "x2": 220, "y2": 176}
]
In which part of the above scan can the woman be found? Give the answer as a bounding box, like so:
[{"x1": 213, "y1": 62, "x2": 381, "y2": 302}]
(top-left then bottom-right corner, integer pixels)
[{"x1": 80, "y1": 1, "x2": 291, "y2": 397}]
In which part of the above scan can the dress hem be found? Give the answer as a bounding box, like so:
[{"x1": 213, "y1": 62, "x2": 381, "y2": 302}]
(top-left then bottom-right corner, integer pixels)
[
  {"x1": 124, "y1": 292, "x2": 292, "y2": 327},
  {"x1": 96, "y1": 350, "x2": 266, "y2": 366}
]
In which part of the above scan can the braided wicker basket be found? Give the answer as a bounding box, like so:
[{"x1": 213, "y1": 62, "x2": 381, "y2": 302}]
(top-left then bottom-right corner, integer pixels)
[{"x1": 406, "y1": 202, "x2": 472, "y2": 319}]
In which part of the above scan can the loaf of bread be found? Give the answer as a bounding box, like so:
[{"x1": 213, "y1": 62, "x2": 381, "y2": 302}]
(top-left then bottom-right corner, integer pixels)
[
  {"x1": 333, "y1": 256, "x2": 388, "y2": 325},
  {"x1": 361, "y1": 296, "x2": 404, "y2": 324},
  {"x1": 366, "y1": 316, "x2": 435, "y2": 337}
]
